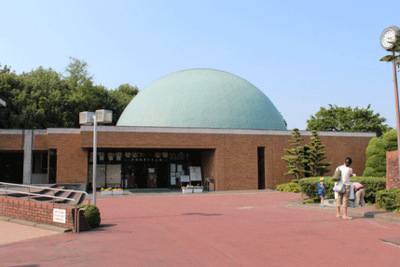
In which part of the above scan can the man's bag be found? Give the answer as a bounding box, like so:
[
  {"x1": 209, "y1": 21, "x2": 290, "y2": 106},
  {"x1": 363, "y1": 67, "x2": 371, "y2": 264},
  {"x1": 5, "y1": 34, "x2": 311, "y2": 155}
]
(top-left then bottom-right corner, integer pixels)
[{"x1": 332, "y1": 170, "x2": 341, "y2": 182}]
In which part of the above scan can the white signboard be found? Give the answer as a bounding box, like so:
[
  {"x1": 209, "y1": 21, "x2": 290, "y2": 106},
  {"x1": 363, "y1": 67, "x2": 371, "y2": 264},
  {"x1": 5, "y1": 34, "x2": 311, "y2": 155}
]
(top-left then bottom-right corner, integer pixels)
[
  {"x1": 53, "y1": 208, "x2": 66, "y2": 224},
  {"x1": 177, "y1": 165, "x2": 183, "y2": 172},
  {"x1": 190, "y1": 167, "x2": 202, "y2": 181},
  {"x1": 180, "y1": 175, "x2": 190, "y2": 182},
  {"x1": 107, "y1": 164, "x2": 122, "y2": 185}
]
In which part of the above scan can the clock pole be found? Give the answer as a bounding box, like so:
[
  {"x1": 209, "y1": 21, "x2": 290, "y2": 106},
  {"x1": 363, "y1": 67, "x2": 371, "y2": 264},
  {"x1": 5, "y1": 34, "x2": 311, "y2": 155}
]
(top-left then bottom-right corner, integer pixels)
[
  {"x1": 391, "y1": 50, "x2": 400, "y2": 182},
  {"x1": 381, "y1": 26, "x2": 400, "y2": 185}
]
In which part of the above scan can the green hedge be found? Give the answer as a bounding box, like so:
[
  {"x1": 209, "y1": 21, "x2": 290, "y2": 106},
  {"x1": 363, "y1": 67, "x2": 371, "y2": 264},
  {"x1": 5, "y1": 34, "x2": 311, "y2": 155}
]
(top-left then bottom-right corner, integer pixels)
[
  {"x1": 276, "y1": 182, "x2": 301, "y2": 193},
  {"x1": 375, "y1": 188, "x2": 400, "y2": 213},
  {"x1": 79, "y1": 204, "x2": 101, "y2": 228},
  {"x1": 298, "y1": 176, "x2": 386, "y2": 203}
]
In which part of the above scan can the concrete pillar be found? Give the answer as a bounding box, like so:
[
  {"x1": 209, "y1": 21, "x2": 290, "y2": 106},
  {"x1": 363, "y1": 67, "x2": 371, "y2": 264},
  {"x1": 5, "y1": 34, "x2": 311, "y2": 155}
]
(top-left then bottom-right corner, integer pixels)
[{"x1": 23, "y1": 130, "x2": 33, "y2": 184}]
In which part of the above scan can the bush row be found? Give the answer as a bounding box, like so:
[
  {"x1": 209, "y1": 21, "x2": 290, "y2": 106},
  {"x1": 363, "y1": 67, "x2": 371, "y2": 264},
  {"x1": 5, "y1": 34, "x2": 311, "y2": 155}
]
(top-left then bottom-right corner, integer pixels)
[
  {"x1": 374, "y1": 188, "x2": 400, "y2": 213},
  {"x1": 297, "y1": 176, "x2": 386, "y2": 203},
  {"x1": 276, "y1": 182, "x2": 301, "y2": 193}
]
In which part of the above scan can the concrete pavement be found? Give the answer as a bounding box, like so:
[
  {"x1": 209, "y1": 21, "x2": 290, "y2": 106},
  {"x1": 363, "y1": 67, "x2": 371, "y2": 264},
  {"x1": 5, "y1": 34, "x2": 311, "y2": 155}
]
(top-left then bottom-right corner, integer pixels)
[{"x1": 1, "y1": 190, "x2": 400, "y2": 266}]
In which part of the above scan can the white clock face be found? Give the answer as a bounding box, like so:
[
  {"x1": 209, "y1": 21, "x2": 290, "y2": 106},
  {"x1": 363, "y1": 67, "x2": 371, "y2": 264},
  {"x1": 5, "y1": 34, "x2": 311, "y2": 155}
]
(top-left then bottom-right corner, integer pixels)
[{"x1": 381, "y1": 29, "x2": 396, "y2": 48}]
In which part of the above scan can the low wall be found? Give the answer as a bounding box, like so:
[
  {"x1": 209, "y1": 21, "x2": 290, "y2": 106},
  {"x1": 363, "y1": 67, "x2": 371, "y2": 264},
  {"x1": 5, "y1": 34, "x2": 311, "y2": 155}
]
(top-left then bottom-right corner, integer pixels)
[
  {"x1": 386, "y1": 150, "x2": 400, "y2": 189},
  {"x1": 0, "y1": 197, "x2": 90, "y2": 232}
]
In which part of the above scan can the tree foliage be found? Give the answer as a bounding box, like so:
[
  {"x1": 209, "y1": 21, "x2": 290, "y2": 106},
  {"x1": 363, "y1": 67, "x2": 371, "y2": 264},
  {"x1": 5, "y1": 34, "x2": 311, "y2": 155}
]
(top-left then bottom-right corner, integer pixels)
[
  {"x1": 306, "y1": 104, "x2": 391, "y2": 138},
  {"x1": 306, "y1": 130, "x2": 331, "y2": 176},
  {"x1": 281, "y1": 128, "x2": 310, "y2": 179},
  {"x1": 282, "y1": 129, "x2": 331, "y2": 179},
  {"x1": 363, "y1": 130, "x2": 398, "y2": 177},
  {"x1": 0, "y1": 59, "x2": 138, "y2": 129}
]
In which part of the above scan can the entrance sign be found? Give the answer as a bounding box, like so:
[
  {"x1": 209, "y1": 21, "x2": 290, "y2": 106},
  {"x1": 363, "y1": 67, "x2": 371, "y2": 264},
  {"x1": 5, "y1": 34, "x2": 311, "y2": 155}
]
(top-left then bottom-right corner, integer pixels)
[
  {"x1": 189, "y1": 167, "x2": 202, "y2": 181},
  {"x1": 180, "y1": 175, "x2": 190, "y2": 182},
  {"x1": 53, "y1": 208, "x2": 66, "y2": 224}
]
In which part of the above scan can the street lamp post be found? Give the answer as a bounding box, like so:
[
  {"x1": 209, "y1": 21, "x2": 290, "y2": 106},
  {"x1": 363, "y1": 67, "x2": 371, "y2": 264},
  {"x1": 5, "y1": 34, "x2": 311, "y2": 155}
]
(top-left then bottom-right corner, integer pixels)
[
  {"x1": 380, "y1": 26, "x2": 400, "y2": 181},
  {"x1": 79, "y1": 109, "x2": 112, "y2": 205}
]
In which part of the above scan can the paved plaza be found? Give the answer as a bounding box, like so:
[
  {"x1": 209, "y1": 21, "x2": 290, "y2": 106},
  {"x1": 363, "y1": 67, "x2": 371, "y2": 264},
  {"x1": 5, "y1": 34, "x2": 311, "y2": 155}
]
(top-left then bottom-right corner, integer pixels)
[{"x1": 1, "y1": 190, "x2": 400, "y2": 266}]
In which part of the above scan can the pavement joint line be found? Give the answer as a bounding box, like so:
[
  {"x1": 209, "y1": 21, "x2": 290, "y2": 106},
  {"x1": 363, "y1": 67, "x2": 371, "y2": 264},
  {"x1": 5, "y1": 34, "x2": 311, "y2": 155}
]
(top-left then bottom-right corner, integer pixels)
[{"x1": 286, "y1": 202, "x2": 400, "y2": 225}]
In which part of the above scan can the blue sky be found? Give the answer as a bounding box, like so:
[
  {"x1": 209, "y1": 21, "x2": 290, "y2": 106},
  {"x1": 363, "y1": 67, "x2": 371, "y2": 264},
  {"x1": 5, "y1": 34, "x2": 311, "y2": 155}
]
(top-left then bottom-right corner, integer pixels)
[{"x1": 0, "y1": 0, "x2": 399, "y2": 130}]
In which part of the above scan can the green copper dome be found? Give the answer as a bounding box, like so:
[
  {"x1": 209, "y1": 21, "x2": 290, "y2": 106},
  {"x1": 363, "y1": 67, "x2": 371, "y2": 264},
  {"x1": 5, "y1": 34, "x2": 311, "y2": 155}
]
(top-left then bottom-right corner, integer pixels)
[{"x1": 117, "y1": 69, "x2": 287, "y2": 130}]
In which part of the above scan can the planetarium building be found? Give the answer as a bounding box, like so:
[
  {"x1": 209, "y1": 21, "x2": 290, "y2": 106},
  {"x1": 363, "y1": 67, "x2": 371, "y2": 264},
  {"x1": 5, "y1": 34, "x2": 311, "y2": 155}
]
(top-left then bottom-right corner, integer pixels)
[{"x1": 0, "y1": 69, "x2": 374, "y2": 191}]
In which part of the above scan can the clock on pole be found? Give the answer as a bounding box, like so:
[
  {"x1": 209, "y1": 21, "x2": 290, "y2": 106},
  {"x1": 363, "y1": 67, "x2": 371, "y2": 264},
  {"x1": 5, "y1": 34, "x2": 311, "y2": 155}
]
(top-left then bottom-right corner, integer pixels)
[{"x1": 380, "y1": 26, "x2": 400, "y2": 51}]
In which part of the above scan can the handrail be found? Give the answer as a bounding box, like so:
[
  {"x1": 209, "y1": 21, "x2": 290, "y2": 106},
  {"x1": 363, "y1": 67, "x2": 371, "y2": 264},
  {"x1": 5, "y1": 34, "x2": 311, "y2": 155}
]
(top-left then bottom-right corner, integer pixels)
[
  {"x1": 0, "y1": 182, "x2": 91, "y2": 233},
  {"x1": 0, "y1": 182, "x2": 91, "y2": 205}
]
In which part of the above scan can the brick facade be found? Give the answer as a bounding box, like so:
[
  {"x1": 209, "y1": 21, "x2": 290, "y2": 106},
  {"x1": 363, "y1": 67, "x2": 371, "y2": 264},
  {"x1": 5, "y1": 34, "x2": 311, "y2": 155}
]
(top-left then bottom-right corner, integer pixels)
[
  {"x1": 386, "y1": 150, "x2": 400, "y2": 189},
  {"x1": 0, "y1": 196, "x2": 90, "y2": 232},
  {"x1": 0, "y1": 127, "x2": 374, "y2": 190}
]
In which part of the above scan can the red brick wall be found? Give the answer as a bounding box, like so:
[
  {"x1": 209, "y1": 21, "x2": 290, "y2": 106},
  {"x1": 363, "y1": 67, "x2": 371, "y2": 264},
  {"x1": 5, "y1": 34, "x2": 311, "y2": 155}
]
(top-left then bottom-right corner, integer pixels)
[
  {"x1": 201, "y1": 150, "x2": 215, "y2": 190},
  {"x1": 387, "y1": 150, "x2": 400, "y2": 189},
  {"x1": 33, "y1": 134, "x2": 48, "y2": 150},
  {"x1": 48, "y1": 133, "x2": 88, "y2": 184},
  {"x1": 0, "y1": 134, "x2": 23, "y2": 150},
  {"x1": 0, "y1": 196, "x2": 90, "y2": 232},
  {"x1": 0, "y1": 129, "x2": 373, "y2": 191}
]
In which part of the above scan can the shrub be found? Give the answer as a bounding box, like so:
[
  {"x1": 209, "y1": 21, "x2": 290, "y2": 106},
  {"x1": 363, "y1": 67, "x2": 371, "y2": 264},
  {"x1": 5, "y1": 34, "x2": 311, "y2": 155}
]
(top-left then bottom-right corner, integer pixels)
[
  {"x1": 79, "y1": 204, "x2": 101, "y2": 228},
  {"x1": 303, "y1": 198, "x2": 316, "y2": 204},
  {"x1": 375, "y1": 188, "x2": 400, "y2": 213},
  {"x1": 298, "y1": 176, "x2": 386, "y2": 203},
  {"x1": 276, "y1": 182, "x2": 301, "y2": 193},
  {"x1": 276, "y1": 184, "x2": 287, "y2": 191}
]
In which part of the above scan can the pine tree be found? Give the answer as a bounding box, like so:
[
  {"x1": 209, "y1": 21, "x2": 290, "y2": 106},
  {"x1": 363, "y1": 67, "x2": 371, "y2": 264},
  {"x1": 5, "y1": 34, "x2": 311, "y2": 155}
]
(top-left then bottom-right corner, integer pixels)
[
  {"x1": 307, "y1": 130, "x2": 331, "y2": 176},
  {"x1": 281, "y1": 128, "x2": 309, "y2": 179}
]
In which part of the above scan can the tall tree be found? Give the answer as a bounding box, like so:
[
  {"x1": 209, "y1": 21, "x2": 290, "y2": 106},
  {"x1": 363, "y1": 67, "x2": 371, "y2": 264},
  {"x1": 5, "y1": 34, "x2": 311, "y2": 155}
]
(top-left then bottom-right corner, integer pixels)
[
  {"x1": 306, "y1": 104, "x2": 391, "y2": 138},
  {"x1": 0, "y1": 65, "x2": 18, "y2": 128},
  {"x1": 64, "y1": 57, "x2": 93, "y2": 88},
  {"x1": 108, "y1": 84, "x2": 139, "y2": 125},
  {"x1": 0, "y1": 59, "x2": 139, "y2": 129},
  {"x1": 306, "y1": 130, "x2": 331, "y2": 176},
  {"x1": 281, "y1": 128, "x2": 309, "y2": 179}
]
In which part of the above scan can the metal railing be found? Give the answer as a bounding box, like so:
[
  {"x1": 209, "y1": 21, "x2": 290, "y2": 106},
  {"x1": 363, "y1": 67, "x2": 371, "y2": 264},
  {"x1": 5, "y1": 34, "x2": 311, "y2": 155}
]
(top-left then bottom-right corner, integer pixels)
[{"x1": 0, "y1": 182, "x2": 91, "y2": 233}]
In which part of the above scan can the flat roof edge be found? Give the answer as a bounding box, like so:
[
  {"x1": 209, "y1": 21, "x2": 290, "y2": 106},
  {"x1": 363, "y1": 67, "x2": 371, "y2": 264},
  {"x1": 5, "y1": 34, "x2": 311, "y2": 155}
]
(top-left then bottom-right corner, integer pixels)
[
  {"x1": 80, "y1": 126, "x2": 376, "y2": 137},
  {"x1": 0, "y1": 129, "x2": 80, "y2": 135}
]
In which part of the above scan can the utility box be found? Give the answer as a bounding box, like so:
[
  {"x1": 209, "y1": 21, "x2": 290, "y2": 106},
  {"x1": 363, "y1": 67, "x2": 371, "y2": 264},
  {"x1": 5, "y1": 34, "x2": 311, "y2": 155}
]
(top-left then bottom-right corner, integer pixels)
[{"x1": 79, "y1": 112, "x2": 95, "y2": 125}]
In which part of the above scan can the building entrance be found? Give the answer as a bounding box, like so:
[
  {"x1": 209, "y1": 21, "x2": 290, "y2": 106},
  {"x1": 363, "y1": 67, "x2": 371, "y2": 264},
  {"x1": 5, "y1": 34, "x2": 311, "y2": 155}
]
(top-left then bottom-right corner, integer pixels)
[
  {"x1": 0, "y1": 152, "x2": 23, "y2": 184},
  {"x1": 89, "y1": 149, "x2": 203, "y2": 189}
]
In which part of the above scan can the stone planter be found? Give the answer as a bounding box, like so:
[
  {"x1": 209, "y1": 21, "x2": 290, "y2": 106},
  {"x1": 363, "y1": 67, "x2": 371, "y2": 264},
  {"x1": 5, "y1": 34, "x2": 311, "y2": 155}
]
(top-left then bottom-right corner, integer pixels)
[
  {"x1": 182, "y1": 188, "x2": 193, "y2": 194},
  {"x1": 101, "y1": 190, "x2": 112, "y2": 195},
  {"x1": 193, "y1": 188, "x2": 203, "y2": 193}
]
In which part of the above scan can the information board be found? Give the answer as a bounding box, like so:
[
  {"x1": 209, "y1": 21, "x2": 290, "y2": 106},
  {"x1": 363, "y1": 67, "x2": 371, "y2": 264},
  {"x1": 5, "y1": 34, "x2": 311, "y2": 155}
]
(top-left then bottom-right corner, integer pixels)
[
  {"x1": 189, "y1": 167, "x2": 202, "y2": 181},
  {"x1": 180, "y1": 175, "x2": 190, "y2": 182}
]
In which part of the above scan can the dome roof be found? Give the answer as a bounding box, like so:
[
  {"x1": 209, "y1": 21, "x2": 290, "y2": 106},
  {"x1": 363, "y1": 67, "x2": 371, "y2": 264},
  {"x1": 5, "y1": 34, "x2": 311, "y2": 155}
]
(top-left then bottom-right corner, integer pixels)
[{"x1": 117, "y1": 69, "x2": 287, "y2": 130}]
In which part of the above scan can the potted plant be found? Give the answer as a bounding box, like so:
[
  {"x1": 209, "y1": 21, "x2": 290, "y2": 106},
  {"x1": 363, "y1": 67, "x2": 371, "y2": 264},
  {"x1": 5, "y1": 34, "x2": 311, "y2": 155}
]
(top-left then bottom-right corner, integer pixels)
[
  {"x1": 182, "y1": 185, "x2": 193, "y2": 193},
  {"x1": 113, "y1": 188, "x2": 124, "y2": 195},
  {"x1": 101, "y1": 188, "x2": 112, "y2": 195},
  {"x1": 193, "y1": 186, "x2": 203, "y2": 193}
]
